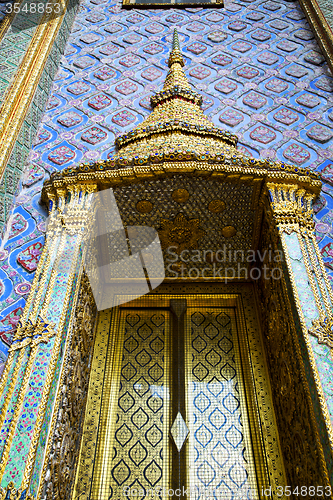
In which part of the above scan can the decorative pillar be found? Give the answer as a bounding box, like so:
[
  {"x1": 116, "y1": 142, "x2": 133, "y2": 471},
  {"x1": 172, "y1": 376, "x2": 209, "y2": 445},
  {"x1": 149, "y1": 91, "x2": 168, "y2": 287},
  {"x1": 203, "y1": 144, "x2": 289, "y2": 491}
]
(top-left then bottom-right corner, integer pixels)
[
  {"x1": 0, "y1": 184, "x2": 97, "y2": 499},
  {"x1": 268, "y1": 182, "x2": 333, "y2": 449}
]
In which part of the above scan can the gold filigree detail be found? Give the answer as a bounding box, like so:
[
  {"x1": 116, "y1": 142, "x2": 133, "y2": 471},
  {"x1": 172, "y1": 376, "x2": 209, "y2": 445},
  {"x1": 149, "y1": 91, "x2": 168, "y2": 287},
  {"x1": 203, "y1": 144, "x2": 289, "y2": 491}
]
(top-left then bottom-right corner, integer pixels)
[
  {"x1": 172, "y1": 189, "x2": 190, "y2": 203},
  {"x1": 208, "y1": 200, "x2": 226, "y2": 213},
  {"x1": 0, "y1": 482, "x2": 34, "y2": 500},
  {"x1": 42, "y1": 162, "x2": 321, "y2": 211},
  {"x1": 9, "y1": 316, "x2": 56, "y2": 352},
  {"x1": 309, "y1": 315, "x2": 333, "y2": 348},
  {"x1": 71, "y1": 308, "x2": 111, "y2": 500},
  {"x1": 158, "y1": 213, "x2": 206, "y2": 252},
  {"x1": 267, "y1": 183, "x2": 315, "y2": 233},
  {"x1": 18, "y1": 205, "x2": 96, "y2": 489},
  {"x1": 39, "y1": 275, "x2": 96, "y2": 500},
  {"x1": 268, "y1": 182, "x2": 333, "y2": 353},
  {"x1": 258, "y1": 203, "x2": 331, "y2": 490},
  {"x1": 136, "y1": 200, "x2": 153, "y2": 213}
]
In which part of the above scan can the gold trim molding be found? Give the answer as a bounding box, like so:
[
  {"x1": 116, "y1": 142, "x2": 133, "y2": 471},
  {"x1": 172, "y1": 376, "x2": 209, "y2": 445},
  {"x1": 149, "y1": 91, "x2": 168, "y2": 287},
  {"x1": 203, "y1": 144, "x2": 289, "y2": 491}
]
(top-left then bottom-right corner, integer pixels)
[
  {"x1": 0, "y1": 0, "x2": 68, "y2": 182},
  {"x1": 73, "y1": 285, "x2": 287, "y2": 500},
  {"x1": 299, "y1": 0, "x2": 333, "y2": 75},
  {"x1": 41, "y1": 162, "x2": 321, "y2": 209}
]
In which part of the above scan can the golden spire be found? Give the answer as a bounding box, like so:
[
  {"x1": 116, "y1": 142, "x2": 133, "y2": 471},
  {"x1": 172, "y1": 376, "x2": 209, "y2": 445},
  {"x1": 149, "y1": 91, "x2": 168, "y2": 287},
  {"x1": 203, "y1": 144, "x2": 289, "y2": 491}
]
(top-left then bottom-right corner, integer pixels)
[
  {"x1": 44, "y1": 28, "x2": 320, "y2": 191},
  {"x1": 112, "y1": 29, "x2": 240, "y2": 166},
  {"x1": 163, "y1": 29, "x2": 190, "y2": 91},
  {"x1": 115, "y1": 29, "x2": 237, "y2": 165},
  {"x1": 44, "y1": 38, "x2": 320, "y2": 193}
]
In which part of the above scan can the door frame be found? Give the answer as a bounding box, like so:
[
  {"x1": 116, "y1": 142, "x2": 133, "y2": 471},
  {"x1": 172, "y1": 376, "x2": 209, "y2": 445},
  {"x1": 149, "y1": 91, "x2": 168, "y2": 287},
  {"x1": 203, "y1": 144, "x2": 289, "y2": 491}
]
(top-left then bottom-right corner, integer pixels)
[{"x1": 73, "y1": 282, "x2": 287, "y2": 500}]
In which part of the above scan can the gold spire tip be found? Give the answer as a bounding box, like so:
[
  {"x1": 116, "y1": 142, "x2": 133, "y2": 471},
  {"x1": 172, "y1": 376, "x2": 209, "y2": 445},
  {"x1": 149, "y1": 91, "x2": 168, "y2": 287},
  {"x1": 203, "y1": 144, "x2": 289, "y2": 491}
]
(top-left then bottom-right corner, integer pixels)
[
  {"x1": 173, "y1": 28, "x2": 180, "y2": 51},
  {"x1": 168, "y1": 28, "x2": 184, "y2": 68}
]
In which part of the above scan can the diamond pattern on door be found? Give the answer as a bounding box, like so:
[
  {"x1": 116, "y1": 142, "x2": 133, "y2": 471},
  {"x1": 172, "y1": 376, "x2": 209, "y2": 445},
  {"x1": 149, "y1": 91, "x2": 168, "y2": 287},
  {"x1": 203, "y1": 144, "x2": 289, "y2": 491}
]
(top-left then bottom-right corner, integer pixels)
[
  {"x1": 187, "y1": 309, "x2": 255, "y2": 499},
  {"x1": 95, "y1": 302, "x2": 260, "y2": 499},
  {"x1": 109, "y1": 311, "x2": 167, "y2": 497}
]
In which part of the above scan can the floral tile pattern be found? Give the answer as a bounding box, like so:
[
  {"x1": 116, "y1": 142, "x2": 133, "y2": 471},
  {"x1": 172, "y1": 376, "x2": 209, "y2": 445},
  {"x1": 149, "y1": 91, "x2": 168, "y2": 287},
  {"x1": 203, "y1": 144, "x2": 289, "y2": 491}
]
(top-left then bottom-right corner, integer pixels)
[
  {"x1": 47, "y1": 146, "x2": 76, "y2": 166},
  {"x1": 219, "y1": 109, "x2": 244, "y2": 127},
  {"x1": 94, "y1": 66, "x2": 116, "y2": 81},
  {"x1": 243, "y1": 91, "x2": 267, "y2": 109},
  {"x1": 81, "y1": 126, "x2": 107, "y2": 144},
  {"x1": 67, "y1": 81, "x2": 90, "y2": 95},
  {"x1": 273, "y1": 108, "x2": 299, "y2": 125},
  {"x1": 296, "y1": 93, "x2": 321, "y2": 108},
  {"x1": 189, "y1": 66, "x2": 211, "y2": 80},
  {"x1": 57, "y1": 111, "x2": 83, "y2": 128},
  {"x1": 215, "y1": 79, "x2": 238, "y2": 94},
  {"x1": 250, "y1": 125, "x2": 276, "y2": 144},
  {"x1": 307, "y1": 124, "x2": 333, "y2": 143},
  {"x1": 16, "y1": 242, "x2": 43, "y2": 272},
  {"x1": 141, "y1": 67, "x2": 163, "y2": 82},
  {"x1": 265, "y1": 78, "x2": 288, "y2": 93},
  {"x1": 207, "y1": 31, "x2": 227, "y2": 43},
  {"x1": 115, "y1": 81, "x2": 138, "y2": 95},
  {"x1": 112, "y1": 110, "x2": 136, "y2": 127},
  {"x1": 88, "y1": 93, "x2": 112, "y2": 110},
  {"x1": 211, "y1": 54, "x2": 232, "y2": 67},
  {"x1": 285, "y1": 65, "x2": 308, "y2": 78},
  {"x1": 257, "y1": 52, "x2": 279, "y2": 66},
  {"x1": 283, "y1": 142, "x2": 311, "y2": 164},
  {"x1": 236, "y1": 66, "x2": 259, "y2": 79}
]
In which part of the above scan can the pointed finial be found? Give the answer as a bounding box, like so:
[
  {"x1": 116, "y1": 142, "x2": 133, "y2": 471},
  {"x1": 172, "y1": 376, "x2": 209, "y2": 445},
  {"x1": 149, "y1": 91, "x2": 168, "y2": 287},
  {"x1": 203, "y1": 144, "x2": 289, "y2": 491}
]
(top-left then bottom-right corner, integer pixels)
[
  {"x1": 168, "y1": 28, "x2": 185, "y2": 68},
  {"x1": 113, "y1": 28, "x2": 237, "y2": 156},
  {"x1": 173, "y1": 28, "x2": 180, "y2": 51}
]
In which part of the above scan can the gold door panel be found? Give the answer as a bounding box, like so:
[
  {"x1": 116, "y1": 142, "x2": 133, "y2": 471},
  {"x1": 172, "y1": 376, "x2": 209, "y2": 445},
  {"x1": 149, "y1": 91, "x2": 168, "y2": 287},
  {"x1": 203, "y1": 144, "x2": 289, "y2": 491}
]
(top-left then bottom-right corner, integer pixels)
[
  {"x1": 96, "y1": 308, "x2": 170, "y2": 499},
  {"x1": 73, "y1": 287, "x2": 286, "y2": 500},
  {"x1": 186, "y1": 307, "x2": 258, "y2": 499}
]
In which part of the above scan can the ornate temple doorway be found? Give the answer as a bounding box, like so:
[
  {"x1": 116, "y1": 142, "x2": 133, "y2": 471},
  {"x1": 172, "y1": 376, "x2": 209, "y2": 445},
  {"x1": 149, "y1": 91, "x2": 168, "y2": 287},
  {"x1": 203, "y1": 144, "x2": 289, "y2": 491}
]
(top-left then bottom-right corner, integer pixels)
[
  {"x1": 73, "y1": 284, "x2": 286, "y2": 500},
  {"x1": 33, "y1": 30, "x2": 331, "y2": 500},
  {"x1": 1, "y1": 27, "x2": 332, "y2": 500}
]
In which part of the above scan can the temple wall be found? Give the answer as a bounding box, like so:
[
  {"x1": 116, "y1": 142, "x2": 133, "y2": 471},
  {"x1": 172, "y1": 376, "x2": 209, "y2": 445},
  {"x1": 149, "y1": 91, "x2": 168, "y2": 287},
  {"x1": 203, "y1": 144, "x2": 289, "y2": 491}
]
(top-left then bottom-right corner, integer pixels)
[
  {"x1": 1, "y1": 0, "x2": 333, "y2": 466},
  {"x1": 0, "y1": 0, "x2": 79, "y2": 225}
]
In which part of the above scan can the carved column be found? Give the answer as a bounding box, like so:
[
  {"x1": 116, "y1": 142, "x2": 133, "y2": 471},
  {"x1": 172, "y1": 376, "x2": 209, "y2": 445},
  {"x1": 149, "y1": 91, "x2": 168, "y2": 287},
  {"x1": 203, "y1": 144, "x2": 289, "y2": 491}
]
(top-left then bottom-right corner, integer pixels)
[
  {"x1": 0, "y1": 184, "x2": 97, "y2": 499},
  {"x1": 267, "y1": 182, "x2": 333, "y2": 448}
]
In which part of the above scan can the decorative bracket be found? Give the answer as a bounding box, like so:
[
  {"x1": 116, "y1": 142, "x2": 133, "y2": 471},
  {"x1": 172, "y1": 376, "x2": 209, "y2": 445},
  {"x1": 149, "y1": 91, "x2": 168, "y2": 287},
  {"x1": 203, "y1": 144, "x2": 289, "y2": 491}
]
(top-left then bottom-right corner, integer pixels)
[
  {"x1": 0, "y1": 481, "x2": 33, "y2": 500},
  {"x1": 309, "y1": 315, "x2": 333, "y2": 349},
  {"x1": 267, "y1": 183, "x2": 315, "y2": 234},
  {"x1": 9, "y1": 316, "x2": 56, "y2": 352}
]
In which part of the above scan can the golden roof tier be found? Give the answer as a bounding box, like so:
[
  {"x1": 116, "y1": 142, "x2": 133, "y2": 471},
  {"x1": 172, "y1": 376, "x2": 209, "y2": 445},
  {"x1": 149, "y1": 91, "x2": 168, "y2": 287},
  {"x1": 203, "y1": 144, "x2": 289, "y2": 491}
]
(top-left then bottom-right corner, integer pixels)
[
  {"x1": 113, "y1": 29, "x2": 239, "y2": 162},
  {"x1": 43, "y1": 29, "x2": 321, "y2": 198}
]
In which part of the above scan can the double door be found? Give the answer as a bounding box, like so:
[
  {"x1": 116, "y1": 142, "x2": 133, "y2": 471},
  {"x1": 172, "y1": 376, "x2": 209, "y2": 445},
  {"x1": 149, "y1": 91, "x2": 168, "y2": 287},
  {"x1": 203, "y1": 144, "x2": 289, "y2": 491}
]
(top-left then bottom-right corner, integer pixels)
[{"x1": 75, "y1": 291, "x2": 286, "y2": 500}]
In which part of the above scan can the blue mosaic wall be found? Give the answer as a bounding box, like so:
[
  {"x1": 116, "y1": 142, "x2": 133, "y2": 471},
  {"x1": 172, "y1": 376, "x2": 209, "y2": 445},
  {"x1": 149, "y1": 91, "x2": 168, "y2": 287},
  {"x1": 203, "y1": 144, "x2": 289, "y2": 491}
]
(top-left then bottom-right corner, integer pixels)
[
  {"x1": 0, "y1": 0, "x2": 79, "y2": 226},
  {"x1": 0, "y1": 0, "x2": 333, "y2": 375},
  {"x1": 0, "y1": 2, "x2": 36, "y2": 105}
]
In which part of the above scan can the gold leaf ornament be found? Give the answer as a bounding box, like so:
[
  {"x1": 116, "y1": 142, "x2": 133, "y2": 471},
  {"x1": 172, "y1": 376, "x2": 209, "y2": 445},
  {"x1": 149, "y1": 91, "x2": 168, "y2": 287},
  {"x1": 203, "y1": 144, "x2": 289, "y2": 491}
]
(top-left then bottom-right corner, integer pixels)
[
  {"x1": 158, "y1": 213, "x2": 206, "y2": 253},
  {"x1": 172, "y1": 189, "x2": 190, "y2": 203},
  {"x1": 222, "y1": 226, "x2": 237, "y2": 238},
  {"x1": 309, "y1": 315, "x2": 333, "y2": 348},
  {"x1": 208, "y1": 200, "x2": 226, "y2": 213},
  {"x1": 136, "y1": 200, "x2": 153, "y2": 213}
]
